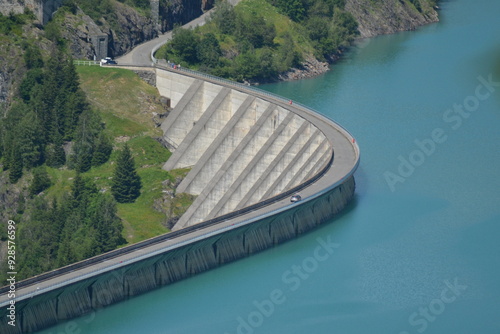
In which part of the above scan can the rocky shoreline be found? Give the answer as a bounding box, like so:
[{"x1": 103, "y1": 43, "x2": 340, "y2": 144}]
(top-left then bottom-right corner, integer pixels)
[
  {"x1": 276, "y1": 0, "x2": 440, "y2": 83},
  {"x1": 278, "y1": 55, "x2": 331, "y2": 81}
]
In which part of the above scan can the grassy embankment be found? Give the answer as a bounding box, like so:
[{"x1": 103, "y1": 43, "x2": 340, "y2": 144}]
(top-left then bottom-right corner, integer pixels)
[{"x1": 45, "y1": 66, "x2": 192, "y2": 244}]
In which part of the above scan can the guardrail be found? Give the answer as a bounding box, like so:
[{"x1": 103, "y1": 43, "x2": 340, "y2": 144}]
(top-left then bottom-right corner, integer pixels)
[{"x1": 74, "y1": 60, "x2": 100, "y2": 66}]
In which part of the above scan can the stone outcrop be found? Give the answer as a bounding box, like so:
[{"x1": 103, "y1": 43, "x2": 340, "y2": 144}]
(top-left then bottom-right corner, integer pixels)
[
  {"x1": 57, "y1": 9, "x2": 107, "y2": 60},
  {"x1": 0, "y1": 0, "x2": 63, "y2": 24},
  {"x1": 159, "y1": 0, "x2": 215, "y2": 32},
  {"x1": 279, "y1": 55, "x2": 330, "y2": 82},
  {"x1": 57, "y1": 4, "x2": 156, "y2": 59},
  {"x1": 56, "y1": 0, "x2": 215, "y2": 59},
  {"x1": 0, "y1": 0, "x2": 216, "y2": 59},
  {"x1": 0, "y1": 41, "x2": 25, "y2": 104},
  {"x1": 345, "y1": 0, "x2": 439, "y2": 38},
  {"x1": 107, "y1": 1, "x2": 158, "y2": 57}
]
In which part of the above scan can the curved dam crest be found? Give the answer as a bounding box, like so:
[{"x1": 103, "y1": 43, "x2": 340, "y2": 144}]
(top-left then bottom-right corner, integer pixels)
[
  {"x1": 157, "y1": 67, "x2": 334, "y2": 229},
  {"x1": 0, "y1": 65, "x2": 359, "y2": 334}
]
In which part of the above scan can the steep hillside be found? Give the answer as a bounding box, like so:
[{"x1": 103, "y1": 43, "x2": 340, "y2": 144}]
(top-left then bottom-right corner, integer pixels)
[
  {"x1": 54, "y1": 0, "x2": 215, "y2": 58},
  {"x1": 0, "y1": 10, "x2": 51, "y2": 104},
  {"x1": 156, "y1": 0, "x2": 438, "y2": 83},
  {"x1": 346, "y1": 0, "x2": 438, "y2": 38},
  {"x1": 0, "y1": 0, "x2": 218, "y2": 101},
  {"x1": 52, "y1": 1, "x2": 157, "y2": 58},
  {"x1": 0, "y1": 11, "x2": 195, "y2": 281},
  {"x1": 0, "y1": 65, "x2": 194, "y2": 284}
]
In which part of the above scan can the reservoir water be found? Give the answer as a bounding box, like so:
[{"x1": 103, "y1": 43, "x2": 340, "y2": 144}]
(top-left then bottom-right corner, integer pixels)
[{"x1": 38, "y1": 0, "x2": 500, "y2": 333}]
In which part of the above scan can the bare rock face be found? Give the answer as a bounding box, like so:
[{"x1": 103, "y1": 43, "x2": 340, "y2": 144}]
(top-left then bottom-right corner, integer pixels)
[
  {"x1": 159, "y1": 0, "x2": 214, "y2": 31},
  {"x1": 58, "y1": 4, "x2": 157, "y2": 59},
  {"x1": 279, "y1": 55, "x2": 330, "y2": 82},
  {"x1": 0, "y1": 42, "x2": 24, "y2": 104},
  {"x1": 59, "y1": 9, "x2": 105, "y2": 60},
  {"x1": 0, "y1": 0, "x2": 63, "y2": 24},
  {"x1": 345, "y1": 0, "x2": 439, "y2": 38},
  {"x1": 107, "y1": 1, "x2": 157, "y2": 57},
  {"x1": 201, "y1": 0, "x2": 215, "y2": 11},
  {"x1": 57, "y1": 0, "x2": 215, "y2": 59}
]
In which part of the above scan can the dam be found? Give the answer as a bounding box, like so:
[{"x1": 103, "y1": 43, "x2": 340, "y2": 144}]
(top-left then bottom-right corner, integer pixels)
[
  {"x1": 0, "y1": 65, "x2": 359, "y2": 333},
  {"x1": 157, "y1": 67, "x2": 337, "y2": 229}
]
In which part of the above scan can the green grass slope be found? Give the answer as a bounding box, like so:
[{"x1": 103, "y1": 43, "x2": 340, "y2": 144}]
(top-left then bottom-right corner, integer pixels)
[{"x1": 45, "y1": 66, "x2": 192, "y2": 244}]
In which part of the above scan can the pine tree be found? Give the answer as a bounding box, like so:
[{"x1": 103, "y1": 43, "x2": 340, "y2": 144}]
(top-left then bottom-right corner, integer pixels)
[
  {"x1": 62, "y1": 58, "x2": 79, "y2": 94},
  {"x1": 91, "y1": 132, "x2": 112, "y2": 167},
  {"x1": 64, "y1": 89, "x2": 88, "y2": 140},
  {"x1": 56, "y1": 226, "x2": 76, "y2": 267},
  {"x1": 70, "y1": 110, "x2": 102, "y2": 173},
  {"x1": 0, "y1": 117, "x2": 4, "y2": 161},
  {"x1": 2, "y1": 102, "x2": 31, "y2": 170},
  {"x1": 111, "y1": 144, "x2": 142, "y2": 203},
  {"x1": 30, "y1": 84, "x2": 53, "y2": 141},
  {"x1": 49, "y1": 198, "x2": 66, "y2": 245},
  {"x1": 9, "y1": 144, "x2": 23, "y2": 183},
  {"x1": 88, "y1": 194, "x2": 125, "y2": 253},
  {"x1": 71, "y1": 173, "x2": 97, "y2": 209},
  {"x1": 23, "y1": 44, "x2": 44, "y2": 70},
  {"x1": 29, "y1": 166, "x2": 52, "y2": 196},
  {"x1": 45, "y1": 134, "x2": 66, "y2": 168},
  {"x1": 18, "y1": 111, "x2": 44, "y2": 169}
]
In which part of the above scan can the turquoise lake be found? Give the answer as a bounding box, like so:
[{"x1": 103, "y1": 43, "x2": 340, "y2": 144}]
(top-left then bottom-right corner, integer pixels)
[{"x1": 38, "y1": 0, "x2": 500, "y2": 333}]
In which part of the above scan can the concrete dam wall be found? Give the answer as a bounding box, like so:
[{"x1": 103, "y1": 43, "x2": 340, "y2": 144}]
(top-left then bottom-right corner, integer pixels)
[
  {"x1": 0, "y1": 65, "x2": 359, "y2": 333},
  {"x1": 156, "y1": 68, "x2": 332, "y2": 229}
]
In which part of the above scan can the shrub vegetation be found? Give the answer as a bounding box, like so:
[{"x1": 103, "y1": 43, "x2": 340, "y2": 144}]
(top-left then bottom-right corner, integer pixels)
[{"x1": 158, "y1": 0, "x2": 359, "y2": 82}]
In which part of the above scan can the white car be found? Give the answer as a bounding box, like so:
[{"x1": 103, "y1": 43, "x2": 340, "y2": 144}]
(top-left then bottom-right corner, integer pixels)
[
  {"x1": 290, "y1": 194, "x2": 302, "y2": 203},
  {"x1": 100, "y1": 57, "x2": 117, "y2": 65}
]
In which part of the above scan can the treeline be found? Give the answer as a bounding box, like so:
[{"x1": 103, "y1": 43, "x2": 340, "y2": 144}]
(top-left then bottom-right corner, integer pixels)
[
  {"x1": 271, "y1": 0, "x2": 359, "y2": 59},
  {"x1": 161, "y1": 0, "x2": 358, "y2": 82},
  {"x1": 0, "y1": 46, "x2": 113, "y2": 183}
]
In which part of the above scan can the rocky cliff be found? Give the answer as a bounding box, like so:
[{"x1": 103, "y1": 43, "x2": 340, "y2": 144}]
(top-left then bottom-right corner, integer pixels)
[
  {"x1": 54, "y1": 0, "x2": 216, "y2": 59},
  {"x1": 0, "y1": 51, "x2": 20, "y2": 104},
  {"x1": 345, "y1": 0, "x2": 439, "y2": 38},
  {"x1": 0, "y1": 0, "x2": 63, "y2": 24},
  {"x1": 58, "y1": 3, "x2": 158, "y2": 59},
  {"x1": 160, "y1": 0, "x2": 215, "y2": 32}
]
